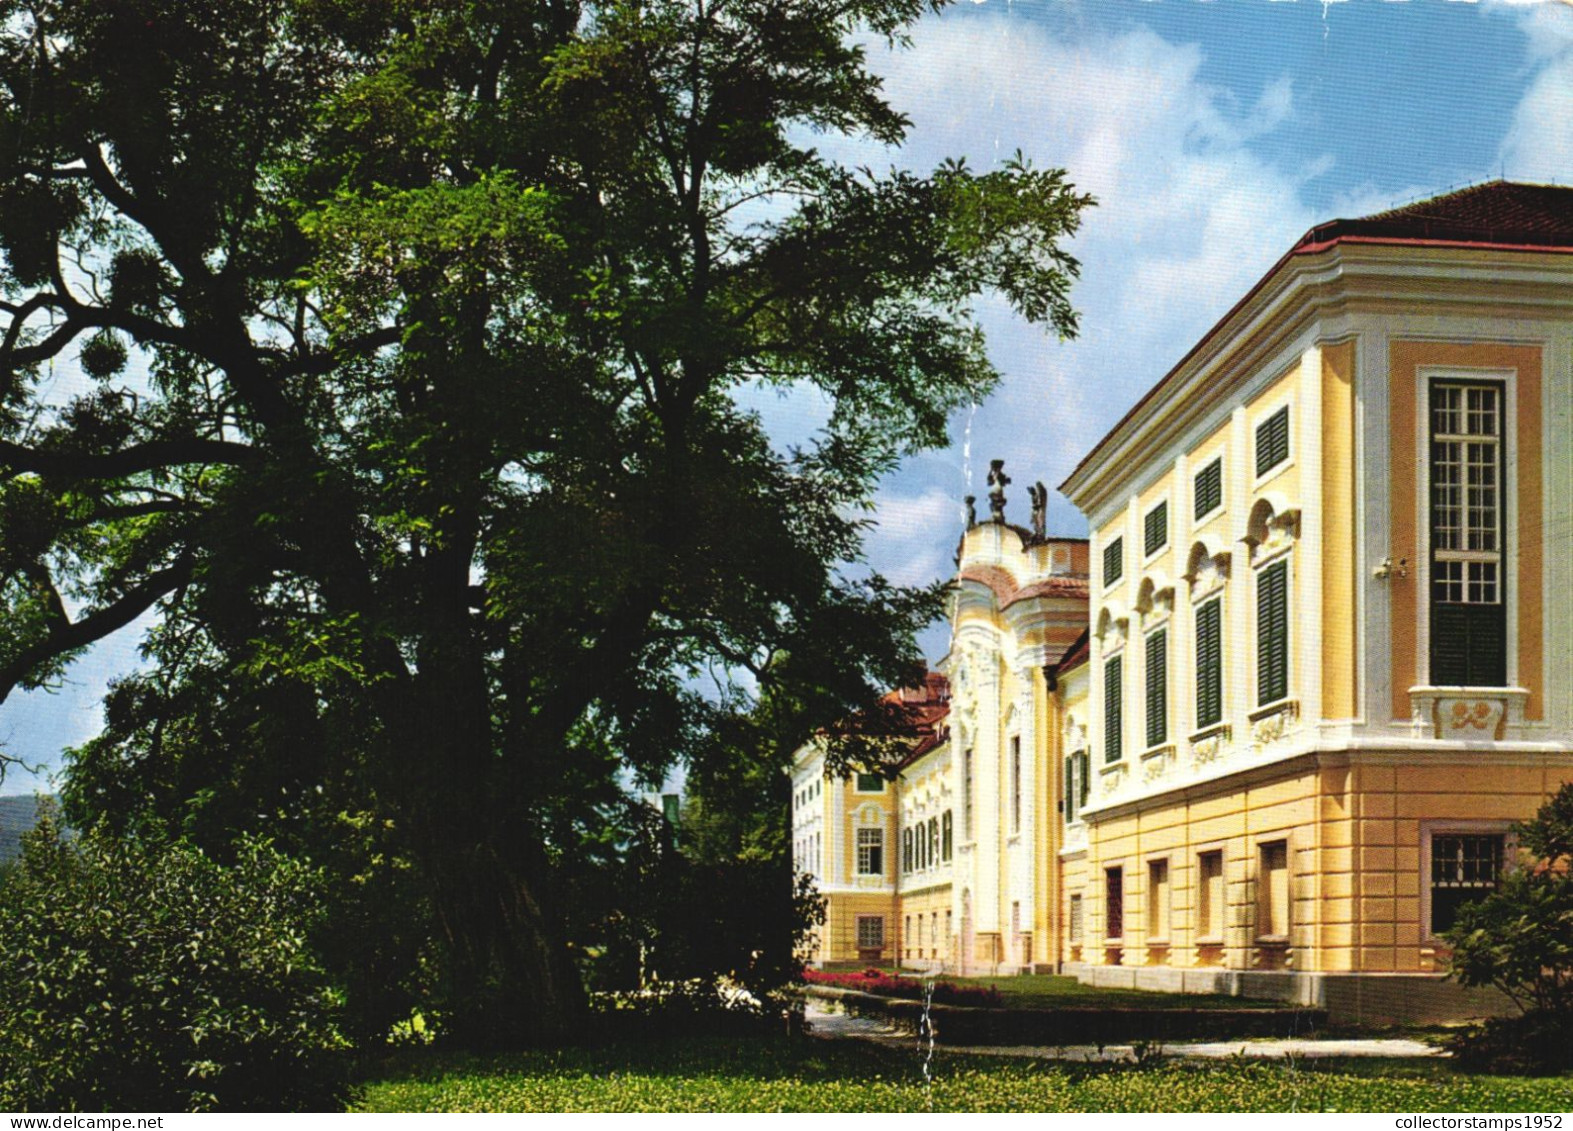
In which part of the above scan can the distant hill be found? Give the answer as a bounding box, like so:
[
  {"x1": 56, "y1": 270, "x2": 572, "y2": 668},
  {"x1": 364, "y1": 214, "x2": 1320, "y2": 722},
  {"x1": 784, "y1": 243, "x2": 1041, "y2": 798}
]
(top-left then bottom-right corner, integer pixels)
[{"x1": 0, "y1": 795, "x2": 55, "y2": 864}]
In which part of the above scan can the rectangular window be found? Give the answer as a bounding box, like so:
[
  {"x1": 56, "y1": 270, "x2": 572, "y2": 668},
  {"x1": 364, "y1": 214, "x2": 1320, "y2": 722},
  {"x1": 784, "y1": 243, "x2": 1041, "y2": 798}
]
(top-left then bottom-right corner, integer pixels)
[
  {"x1": 1144, "y1": 501, "x2": 1168, "y2": 557},
  {"x1": 856, "y1": 915, "x2": 884, "y2": 950},
  {"x1": 856, "y1": 827, "x2": 884, "y2": 876},
  {"x1": 929, "y1": 816, "x2": 940, "y2": 868},
  {"x1": 1195, "y1": 598, "x2": 1223, "y2": 729},
  {"x1": 1103, "y1": 536, "x2": 1124, "y2": 586},
  {"x1": 1147, "y1": 859, "x2": 1171, "y2": 943},
  {"x1": 1198, "y1": 851, "x2": 1224, "y2": 941},
  {"x1": 902, "y1": 827, "x2": 911, "y2": 873},
  {"x1": 1145, "y1": 629, "x2": 1168, "y2": 748},
  {"x1": 1431, "y1": 833, "x2": 1505, "y2": 935},
  {"x1": 1194, "y1": 457, "x2": 1223, "y2": 520},
  {"x1": 1104, "y1": 655, "x2": 1123, "y2": 764},
  {"x1": 1255, "y1": 405, "x2": 1290, "y2": 477},
  {"x1": 963, "y1": 749, "x2": 974, "y2": 840},
  {"x1": 1063, "y1": 752, "x2": 1077, "y2": 824},
  {"x1": 1430, "y1": 381, "x2": 1506, "y2": 687},
  {"x1": 1257, "y1": 841, "x2": 1289, "y2": 939},
  {"x1": 1105, "y1": 867, "x2": 1124, "y2": 940},
  {"x1": 1257, "y1": 560, "x2": 1289, "y2": 707},
  {"x1": 854, "y1": 772, "x2": 884, "y2": 793},
  {"x1": 904, "y1": 914, "x2": 911, "y2": 955},
  {"x1": 1069, "y1": 894, "x2": 1084, "y2": 943},
  {"x1": 1010, "y1": 736, "x2": 1022, "y2": 833},
  {"x1": 942, "y1": 810, "x2": 953, "y2": 861}
]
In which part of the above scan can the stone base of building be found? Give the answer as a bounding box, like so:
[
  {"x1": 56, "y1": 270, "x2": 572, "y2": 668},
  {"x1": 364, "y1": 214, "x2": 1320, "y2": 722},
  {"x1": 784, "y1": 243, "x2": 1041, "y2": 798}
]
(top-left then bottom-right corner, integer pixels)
[{"x1": 1064, "y1": 963, "x2": 1513, "y2": 1025}]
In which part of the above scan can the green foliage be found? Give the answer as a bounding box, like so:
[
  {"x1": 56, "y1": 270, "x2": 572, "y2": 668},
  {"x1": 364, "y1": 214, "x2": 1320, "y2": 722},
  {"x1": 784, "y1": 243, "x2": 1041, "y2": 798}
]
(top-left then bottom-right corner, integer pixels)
[
  {"x1": 358, "y1": 1038, "x2": 1571, "y2": 1112},
  {"x1": 0, "y1": 813, "x2": 352, "y2": 1112},
  {"x1": 1444, "y1": 782, "x2": 1573, "y2": 1073},
  {"x1": 0, "y1": 0, "x2": 1091, "y2": 1041}
]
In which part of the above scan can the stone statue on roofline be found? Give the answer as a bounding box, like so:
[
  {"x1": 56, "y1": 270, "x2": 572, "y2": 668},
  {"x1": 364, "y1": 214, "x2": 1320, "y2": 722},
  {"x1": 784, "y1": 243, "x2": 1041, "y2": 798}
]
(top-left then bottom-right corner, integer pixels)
[
  {"x1": 987, "y1": 459, "x2": 1010, "y2": 522},
  {"x1": 964, "y1": 495, "x2": 976, "y2": 528},
  {"x1": 1029, "y1": 481, "x2": 1047, "y2": 541}
]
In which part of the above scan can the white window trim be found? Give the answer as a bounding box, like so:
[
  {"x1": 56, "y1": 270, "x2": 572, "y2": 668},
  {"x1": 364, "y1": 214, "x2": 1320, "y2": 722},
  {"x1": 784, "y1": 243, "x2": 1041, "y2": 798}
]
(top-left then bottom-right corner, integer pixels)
[
  {"x1": 1145, "y1": 853, "x2": 1174, "y2": 946},
  {"x1": 1252, "y1": 555, "x2": 1294, "y2": 713},
  {"x1": 1251, "y1": 397, "x2": 1295, "y2": 490},
  {"x1": 1414, "y1": 366, "x2": 1518, "y2": 691},
  {"x1": 1194, "y1": 842, "x2": 1229, "y2": 947},
  {"x1": 1253, "y1": 836, "x2": 1293, "y2": 944},
  {"x1": 1193, "y1": 454, "x2": 1227, "y2": 527},
  {"x1": 1142, "y1": 497, "x2": 1172, "y2": 564}
]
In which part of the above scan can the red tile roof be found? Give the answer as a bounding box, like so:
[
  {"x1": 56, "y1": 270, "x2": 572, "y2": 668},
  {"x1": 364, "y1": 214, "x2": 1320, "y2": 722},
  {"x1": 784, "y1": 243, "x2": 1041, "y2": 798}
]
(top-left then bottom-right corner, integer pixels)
[{"x1": 1295, "y1": 181, "x2": 1573, "y2": 253}]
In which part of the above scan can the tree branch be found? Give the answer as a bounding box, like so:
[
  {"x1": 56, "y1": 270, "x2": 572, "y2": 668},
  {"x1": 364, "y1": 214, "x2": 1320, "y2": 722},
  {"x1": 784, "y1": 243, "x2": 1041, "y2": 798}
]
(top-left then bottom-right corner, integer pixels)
[{"x1": 0, "y1": 438, "x2": 259, "y2": 481}]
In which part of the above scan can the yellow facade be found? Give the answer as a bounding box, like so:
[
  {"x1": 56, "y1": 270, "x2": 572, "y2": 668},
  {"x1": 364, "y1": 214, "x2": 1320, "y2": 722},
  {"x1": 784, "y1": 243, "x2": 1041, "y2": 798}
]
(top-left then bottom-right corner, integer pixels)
[{"x1": 800, "y1": 183, "x2": 1573, "y2": 1020}]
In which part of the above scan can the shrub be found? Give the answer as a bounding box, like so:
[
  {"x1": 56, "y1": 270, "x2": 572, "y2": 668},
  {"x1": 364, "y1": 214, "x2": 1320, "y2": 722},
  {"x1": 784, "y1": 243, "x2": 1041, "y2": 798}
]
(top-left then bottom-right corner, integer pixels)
[
  {"x1": 0, "y1": 813, "x2": 352, "y2": 1111},
  {"x1": 1444, "y1": 782, "x2": 1573, "y2": 1074},
  {"x1": 802, "y1": 968, "x2": 1003, "y2": 1008}
]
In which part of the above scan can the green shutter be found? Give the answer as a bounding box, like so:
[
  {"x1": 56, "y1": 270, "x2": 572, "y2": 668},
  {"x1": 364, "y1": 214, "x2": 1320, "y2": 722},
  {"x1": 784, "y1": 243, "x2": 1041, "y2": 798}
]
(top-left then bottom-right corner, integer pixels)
[
  {"x1": 1144, "y1": 503, "x2": 1168, "y2": 556},
  {"x1": 1257, "y1": 561, "x2": 1288, "y2": 705},
  {"x1": 1255, "y1": 406, "x2": 1290, "y2": 477},
  {"x1": 1079, "y1": 750, "x2": 1091, "y2": 808},
  {"x1": 1194, "y1": 458, "x2": 1222, "y2": 519},
  {"x1": 1103, "y1": 537, "x2": 1123, "y2": 585},
  {"x1": 1063, "y1": 755, "x2": 1075, "y2": 823},
  {"x1": 1196, "y1": 599, "x2": 1222, "y2": 728},
  {"x1": 1145, "y1": 629, "x2": 1168, "y2": 748},
  {"x1": 1104, "y1": 655, "x2": 1123, "y2": 764}
]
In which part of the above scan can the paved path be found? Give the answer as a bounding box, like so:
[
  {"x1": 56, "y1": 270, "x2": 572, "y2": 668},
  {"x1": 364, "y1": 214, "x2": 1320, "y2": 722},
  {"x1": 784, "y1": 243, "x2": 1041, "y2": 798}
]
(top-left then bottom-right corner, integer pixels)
[{"x1": 805, "y1": 1003, "x2": 1444, "y2": 1062}]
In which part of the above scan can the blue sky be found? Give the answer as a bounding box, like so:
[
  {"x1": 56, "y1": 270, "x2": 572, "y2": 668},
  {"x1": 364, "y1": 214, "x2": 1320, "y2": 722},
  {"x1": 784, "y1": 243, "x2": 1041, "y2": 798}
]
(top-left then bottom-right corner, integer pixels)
[{"x1": 4, "y1": 0, "x2": 1573, "y2": 794}]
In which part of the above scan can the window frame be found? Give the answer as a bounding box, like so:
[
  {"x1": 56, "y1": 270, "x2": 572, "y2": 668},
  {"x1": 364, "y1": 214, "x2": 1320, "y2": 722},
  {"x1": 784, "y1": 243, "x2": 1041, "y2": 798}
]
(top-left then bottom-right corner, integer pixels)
[
  {"x1": 855, "y1": 914, "x2": 885, "y2": 950},
  {"x1": 1254, "y1": 404, "x2": 1291, "y2": 480},
  {"x1": 1194, "y1": 596, "x2": 1224, "y2": 731},
  {"x1": 1145, "y1": 626, "x2": 1169, "y2": 749},
  {"x1": 854, "y1": 771, "x2": 885, "y2": 794},
  {"x1": 1146, "y1": 856, "x2": 1172, "y2": 946},
  {"x1": 1105, "y1": 865, "x2": 1125, "y2": 942},
  {"x1": 1103, "y1": 535, "x2": 1124, "y2": 589},
  {"x1": 1256, "y1": 557, "x2": 1291, "y2": 709},
  {"x1": 1144, "y1": 500, "x2": 1169, "y2": 559},
  {"x1": 1104, "y1": 653, "x2": 1124, "y2": 764},
  {"x1": 1194, "y1": 456, "x2": 1224, "y2": 524},
  {"x1": 1255, "y1": 839, "x2": 1290, "y2": 942},
  {"x1": 855, "y1": 826, "x2": 884, "y2": 877},
  {"x1": 1009, "y1": 734, "x2": 1022, "y2": 835},
  {"x1": 1196, "y1": 848, "x2": 1226, "y2": 945},
  {"x1": 1421, "y1": 820, "x2": 1512, "y2": 942},
  {"x1": 1426, "y1": 375, "x2": 1509, "y2": 688}
]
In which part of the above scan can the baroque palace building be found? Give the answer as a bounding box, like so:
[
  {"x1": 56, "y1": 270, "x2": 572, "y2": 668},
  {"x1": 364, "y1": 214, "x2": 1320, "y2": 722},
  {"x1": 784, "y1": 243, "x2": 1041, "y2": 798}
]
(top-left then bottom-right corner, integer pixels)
[{"x1": 793, "y1": 181, "x2": 1573, "y2": 1021}]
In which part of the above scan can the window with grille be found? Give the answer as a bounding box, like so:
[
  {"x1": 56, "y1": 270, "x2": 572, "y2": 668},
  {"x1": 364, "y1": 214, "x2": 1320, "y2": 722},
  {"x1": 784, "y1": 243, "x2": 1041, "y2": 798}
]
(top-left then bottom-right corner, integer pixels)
[
  {"x1": 1255, "y1": 406, "x2": 1290, "y2": 477},
  {"x1": 1257, "y1": 560, "x2": 1289, "y2": 706},
  {"x1": 1431, "y1": 833, "x2": 1504, "y2": 935},
  {"x1": 929, "y1": 816, "x2": 939, "y2": 867},
  {"x1": 1104, "y1": 655, "x2": 1123, "y2": 763},
  {"x1": 1195, "y1": 458, "x2": 1223, "y2": 520},
  {"x1": 1103, "y1": 537, "x2": 1124, "y2": 586},
  {"x1": 855, "y1": 771, "x2": 884, "y2": 793},
  {"x1": 1145, "y1": 629, "x2": 1168, "y2": 748},
  {"x1": 1198, "y1": 850, "x2": 1224, "y2": 941},
  {"x1": 856, "y1": 915, "x2": 884, "y2": 949},
  {"x1": 1430, "y1": 381, "x2": 1506, "y2": 686},
  {"x1": 1195, "y1": 598, "x2": 1223, "y2": 728},
  {"x1": 1069, "y1": 894, "x2": 1084, "y2": 942},
  {"x1": 1105, "y1": 867, "x2": 1124, "y2": 939},
  {"x1": 902, "y1": 827, "x2": 913, "y2": 873},
  {"x1": 856, "y1": 827, "x2": 883, "y2": 876},
  {"x1": 1144, "y1": 502, "x2": 1168, "y2": 556},
  {"x1": 942, "y1": 810, "x2": 953, "y2": 860}
]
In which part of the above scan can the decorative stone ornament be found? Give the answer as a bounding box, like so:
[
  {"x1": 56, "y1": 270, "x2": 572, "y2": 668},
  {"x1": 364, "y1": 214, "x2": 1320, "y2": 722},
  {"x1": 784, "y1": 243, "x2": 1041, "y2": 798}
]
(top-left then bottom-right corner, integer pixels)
[{"x1": 987, "y1": 459, "x2": 1010, "y2": 522}]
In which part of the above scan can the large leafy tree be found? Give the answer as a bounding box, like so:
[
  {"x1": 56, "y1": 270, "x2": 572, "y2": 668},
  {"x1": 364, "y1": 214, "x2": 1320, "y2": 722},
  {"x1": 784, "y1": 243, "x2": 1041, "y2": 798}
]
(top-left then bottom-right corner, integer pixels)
[{"x1": 0, "y1": 0, "x2": 1089, "y2": 1040}]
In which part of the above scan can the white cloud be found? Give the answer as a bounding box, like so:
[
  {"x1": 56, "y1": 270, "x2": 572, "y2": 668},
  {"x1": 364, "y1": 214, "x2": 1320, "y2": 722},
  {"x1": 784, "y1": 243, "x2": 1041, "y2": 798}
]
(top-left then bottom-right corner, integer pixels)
[
  {"x1": 844, "y1": 11, "x2": 1331, "y2": 591},
  {"x1": 1490, "y1": 0, "x2": 1573, "y2": 180},
  {"x1": 868, "y1": 486, "x2": 968, "y2": 587}
]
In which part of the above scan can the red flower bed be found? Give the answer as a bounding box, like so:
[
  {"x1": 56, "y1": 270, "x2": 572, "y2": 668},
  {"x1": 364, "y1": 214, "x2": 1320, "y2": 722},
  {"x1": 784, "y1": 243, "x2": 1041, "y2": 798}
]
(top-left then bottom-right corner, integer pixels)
[{"x1": 802, "y1": 968, "x2": 1003, "y2": 1008}]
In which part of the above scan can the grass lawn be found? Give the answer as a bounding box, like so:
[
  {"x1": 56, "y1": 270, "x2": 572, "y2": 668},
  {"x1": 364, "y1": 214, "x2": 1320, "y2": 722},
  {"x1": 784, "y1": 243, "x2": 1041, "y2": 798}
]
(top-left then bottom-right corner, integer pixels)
[
  {"x1": 943, "y1": 973, "x2": 1286, "y2": 1011},
  {"x1": 357, "y1": 1035, "x2": 1570, "y2": 1113}
]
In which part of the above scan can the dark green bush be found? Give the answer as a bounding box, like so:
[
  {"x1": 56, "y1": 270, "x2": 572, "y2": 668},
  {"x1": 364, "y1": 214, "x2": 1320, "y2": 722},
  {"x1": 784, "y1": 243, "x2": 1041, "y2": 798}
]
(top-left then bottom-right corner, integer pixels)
[
  {"x1": 1445, "y1": 782, "x2": 1573, "y2": 1074},
  {"x1": 0, "y1": 813, "x2": 352, "y2": 1111}
]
